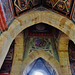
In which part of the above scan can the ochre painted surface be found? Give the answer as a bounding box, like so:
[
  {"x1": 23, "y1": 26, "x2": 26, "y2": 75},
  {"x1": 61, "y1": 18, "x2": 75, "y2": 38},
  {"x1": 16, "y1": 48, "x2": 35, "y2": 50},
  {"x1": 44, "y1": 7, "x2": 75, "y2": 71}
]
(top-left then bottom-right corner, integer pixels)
[
  {"x1": 58, "y1": 33, "x2": 71, "y2": 75},
  {"x1": 10, "y1": 32, "x2": 24, "y2": 75}
]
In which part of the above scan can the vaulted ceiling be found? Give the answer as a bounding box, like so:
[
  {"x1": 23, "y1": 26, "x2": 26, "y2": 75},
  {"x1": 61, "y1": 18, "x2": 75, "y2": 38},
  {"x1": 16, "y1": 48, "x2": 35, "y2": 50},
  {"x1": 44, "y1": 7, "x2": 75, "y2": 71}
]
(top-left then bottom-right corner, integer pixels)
[
  {"x1": 13, "y1": 0, "x2": 74, "y2": 18},
  {"x1": 0, "y1": 0, "x2": 75, "y2": 33}
]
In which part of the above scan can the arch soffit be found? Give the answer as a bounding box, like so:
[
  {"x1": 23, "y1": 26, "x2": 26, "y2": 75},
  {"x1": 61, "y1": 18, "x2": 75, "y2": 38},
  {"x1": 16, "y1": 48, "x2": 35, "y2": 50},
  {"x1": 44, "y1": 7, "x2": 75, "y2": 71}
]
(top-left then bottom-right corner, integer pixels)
[{"x1": 0, "y1": 10, "x2": 75, "y2": 68}]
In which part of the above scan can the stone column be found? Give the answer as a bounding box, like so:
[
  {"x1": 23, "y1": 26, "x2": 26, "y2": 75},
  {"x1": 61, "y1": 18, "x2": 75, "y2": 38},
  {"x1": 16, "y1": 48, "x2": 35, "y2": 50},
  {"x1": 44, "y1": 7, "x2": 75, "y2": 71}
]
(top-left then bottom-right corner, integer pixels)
[
  {"x1": 10, "y1": 32, "x2": 24, "y2": 75},
  {"x1": 58, "y1": 32, "x2": 71, "y2": 75}
]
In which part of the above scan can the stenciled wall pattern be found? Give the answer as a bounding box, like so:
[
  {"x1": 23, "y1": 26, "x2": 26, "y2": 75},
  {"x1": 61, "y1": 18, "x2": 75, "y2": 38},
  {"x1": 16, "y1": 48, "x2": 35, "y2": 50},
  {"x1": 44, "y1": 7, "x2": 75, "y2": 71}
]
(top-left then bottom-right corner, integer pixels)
[
  {"x1": 12, "y1": 0, "x2": 73, "y2": 18},
  {"x1": 12, "y1": 0, "x2": 41, "y2": 16}
]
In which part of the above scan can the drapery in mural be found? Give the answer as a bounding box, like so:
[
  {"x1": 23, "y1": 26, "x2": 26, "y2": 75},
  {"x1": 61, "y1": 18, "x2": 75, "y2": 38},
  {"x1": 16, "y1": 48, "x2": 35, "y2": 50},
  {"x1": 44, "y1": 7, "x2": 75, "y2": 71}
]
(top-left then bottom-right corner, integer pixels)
[
  {"x1": 1, "y1": 0, "x2": 14, "y2": 26},
  {"x1": 0, "y1": 1, "x2": 7, "y2": 31}
]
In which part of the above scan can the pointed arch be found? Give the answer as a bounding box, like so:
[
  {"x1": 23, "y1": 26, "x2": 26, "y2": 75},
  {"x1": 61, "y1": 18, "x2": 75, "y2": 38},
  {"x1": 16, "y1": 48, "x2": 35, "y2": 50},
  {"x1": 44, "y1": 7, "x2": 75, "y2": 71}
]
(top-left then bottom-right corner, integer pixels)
[
  {"x1": 21, "y1": 50, "x2": 62, "y2": 75},
  {"x1": 0, "y1": 10, "x2": 75, "y2": 68}
]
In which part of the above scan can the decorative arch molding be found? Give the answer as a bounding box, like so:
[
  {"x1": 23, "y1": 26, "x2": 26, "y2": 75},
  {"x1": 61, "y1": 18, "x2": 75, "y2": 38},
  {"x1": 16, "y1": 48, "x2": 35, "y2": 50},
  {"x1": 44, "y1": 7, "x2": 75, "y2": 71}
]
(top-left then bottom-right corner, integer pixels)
[
  {"x1": 21, "y1": 50, "x2": 62, "y2": 75},
  {"x1": 0, "y1": 10, "x2": 75, "y2": 68}
]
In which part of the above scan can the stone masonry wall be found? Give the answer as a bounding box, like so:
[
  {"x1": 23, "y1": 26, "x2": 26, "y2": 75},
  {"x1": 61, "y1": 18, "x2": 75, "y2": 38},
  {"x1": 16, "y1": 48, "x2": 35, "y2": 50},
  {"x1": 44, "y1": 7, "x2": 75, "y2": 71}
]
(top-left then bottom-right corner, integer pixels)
[{"x1": 10, "y1": 32, "x2": 24, "y2": 75}]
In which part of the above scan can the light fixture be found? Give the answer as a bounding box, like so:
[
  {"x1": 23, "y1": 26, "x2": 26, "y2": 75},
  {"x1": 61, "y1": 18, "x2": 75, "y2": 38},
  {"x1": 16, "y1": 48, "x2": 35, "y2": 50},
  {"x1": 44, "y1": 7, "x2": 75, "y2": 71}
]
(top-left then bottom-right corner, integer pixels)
[
  {"x1": 31, "y1": 70, "x2": 48, "y2": 75},
  {"x1": 33, "y1": 71, "x2": 44, "y2": 75}
]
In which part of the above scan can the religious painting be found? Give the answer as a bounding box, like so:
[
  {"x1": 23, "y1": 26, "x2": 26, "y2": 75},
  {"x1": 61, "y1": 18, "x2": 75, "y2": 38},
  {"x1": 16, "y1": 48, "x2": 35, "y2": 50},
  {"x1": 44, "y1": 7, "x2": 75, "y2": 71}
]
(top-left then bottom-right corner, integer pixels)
[
  {"x1": 71, "y1": 63, "x2": 75, "y2": 75},
  {"x1": 70, "y1": 1, "x2": 75, "y2": 23},
  {"x1": 28, "y1": 37, "x2": 53, "y2": 56},
  {"x1": 0, "y1": 0, "x2": 7, "y2": 31},
  {"x1": 30, "y1": 37, "x2": 50, "y2": 49},
  {"x1": 1, "y1": 0, "x2": 14, "y2": 26},
  {"x1": 13, "y1": 0, "x2": 41, "y2": 16}
]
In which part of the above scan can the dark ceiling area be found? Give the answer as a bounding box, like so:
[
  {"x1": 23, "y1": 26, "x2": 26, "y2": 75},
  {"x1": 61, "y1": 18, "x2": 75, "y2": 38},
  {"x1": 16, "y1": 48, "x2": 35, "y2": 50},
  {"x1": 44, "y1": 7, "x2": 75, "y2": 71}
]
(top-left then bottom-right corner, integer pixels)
[{"x1": 12, "y1": 0, "x2": 74, "y2": 18}]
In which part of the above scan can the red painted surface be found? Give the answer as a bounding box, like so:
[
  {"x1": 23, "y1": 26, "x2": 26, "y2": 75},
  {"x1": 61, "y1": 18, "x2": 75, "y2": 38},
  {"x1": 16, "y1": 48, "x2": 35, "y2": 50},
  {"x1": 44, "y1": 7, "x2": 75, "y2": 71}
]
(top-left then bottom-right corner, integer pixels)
[
  {"x1": 0, "y1": 73, "x2": 10, "y2": 75},
  {"x1": 28, "y1": 32, "x2": 53, "y2": 37},
  {"x1": 0, "y1": 3, "x2": 7, "y2": 31}
]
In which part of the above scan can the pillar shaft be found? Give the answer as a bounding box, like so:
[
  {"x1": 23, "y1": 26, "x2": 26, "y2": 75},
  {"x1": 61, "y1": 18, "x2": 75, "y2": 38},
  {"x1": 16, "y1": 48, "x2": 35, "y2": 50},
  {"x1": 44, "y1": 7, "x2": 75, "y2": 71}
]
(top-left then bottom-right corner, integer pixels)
[
  {"x1": 58, "y1": 33, "x2": 71, "y2": 75},
  {"x1": 10, "y1": 32, "x2": 24, "y2": 75}
]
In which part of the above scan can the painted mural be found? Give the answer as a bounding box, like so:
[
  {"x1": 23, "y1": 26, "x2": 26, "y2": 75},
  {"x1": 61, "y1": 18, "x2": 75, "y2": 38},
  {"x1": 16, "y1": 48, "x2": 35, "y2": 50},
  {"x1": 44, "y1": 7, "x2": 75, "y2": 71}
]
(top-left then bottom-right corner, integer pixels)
[
  {"x1": 23, "y1": 23, "x2": 59, "y2": 61},
  {"x1": 12, "y1": 0, "x2": 74, "y2": 17},
  {"x1": 23, "y1": 36, "x2": 54, "y2": 59},
  {"x1": 0, "y1": 1, "x2": 7, "y2": 31},
  {"x1": 45, "y1": 0, "x2": 73, "y2": 15},
  {"x1": 1, "y1": 0, "x2": 14, "y2": 26},
  {"x1": 28, "y1": 37, "x2": 53, "y2": 55},
  {"x1": 13, "y1": 0, "x2": 41, "y2": 15}
]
